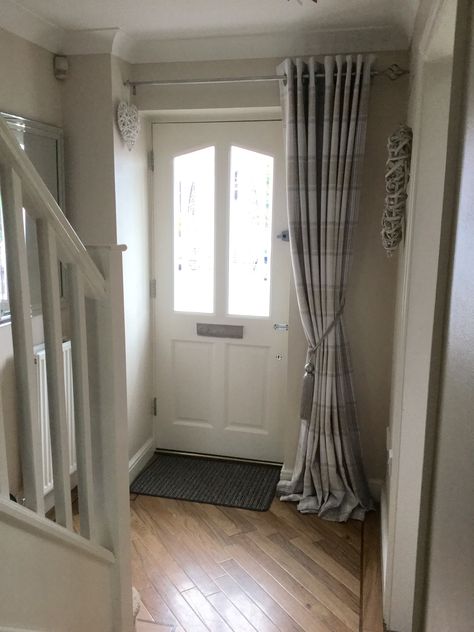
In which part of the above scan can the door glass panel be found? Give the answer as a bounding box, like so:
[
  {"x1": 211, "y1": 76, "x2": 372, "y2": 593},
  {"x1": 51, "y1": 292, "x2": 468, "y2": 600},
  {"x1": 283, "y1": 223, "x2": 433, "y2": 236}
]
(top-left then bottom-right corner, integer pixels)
[
  {"x1": 174, "y1": 146, "x2": 215, "y2": 313},
  {"x1": 228, "y1": 146, "x2": 273, "y2": 317}
]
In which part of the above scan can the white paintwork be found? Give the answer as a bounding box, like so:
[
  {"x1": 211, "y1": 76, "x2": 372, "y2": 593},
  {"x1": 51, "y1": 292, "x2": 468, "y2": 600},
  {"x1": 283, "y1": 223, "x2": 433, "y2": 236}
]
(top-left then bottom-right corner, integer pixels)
[
  {"x1": 128, "y1": 438, "x2": 155, "y2": 484},
  {"x1": 383, "y1": 0, "x2": 463, "y2": 630},
  {"x1": 2, "y1": 0, "x2": 414, "y2": 56},
  {"x1": 11, "y1": 0, "x2": 406, "y2": 39},
  {"x1": 0, "y1": 111, "x2": 133, "y2": 629},
  {"x1": 68, "y1": 266, "x2": 97, "y2": 541},
  {"x1": 0, "y1": 496, "x2": 114, "y2": 564},
  {"x1": 153, "y1": 120, "x2": 289, "y2": 462},
  {"x1": 0, "y1": 166, "x2": 44, "y2": 514},
  {"x1": 0, "y1": 497, "x2": 116, "y2": 632},
  {"x1": 423, "y1": 11, "x2": 474, "y2": 628},
  {"x1": 86, "y1": 245, "x2": 133, "y2": 632},
  {"x1": 37, "y1": 219, "x2": 73, "y2": 529},
  {"x1": 0, "y1": 1, "x2": 416, "y2": 61}
]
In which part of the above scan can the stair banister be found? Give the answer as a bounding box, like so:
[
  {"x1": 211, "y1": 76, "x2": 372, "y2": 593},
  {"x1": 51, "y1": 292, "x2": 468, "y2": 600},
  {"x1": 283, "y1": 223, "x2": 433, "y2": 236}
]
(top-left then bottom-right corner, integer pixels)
[{"x1": 0, "y1": 115, "x2": 133, "y2": 630}]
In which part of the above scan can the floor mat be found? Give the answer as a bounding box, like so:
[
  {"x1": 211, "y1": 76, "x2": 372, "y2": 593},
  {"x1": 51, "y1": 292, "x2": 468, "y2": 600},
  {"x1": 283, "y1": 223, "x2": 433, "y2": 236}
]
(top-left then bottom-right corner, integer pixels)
[{"x1": 130, "y1": 452, "x2": 282, "y2": 512}]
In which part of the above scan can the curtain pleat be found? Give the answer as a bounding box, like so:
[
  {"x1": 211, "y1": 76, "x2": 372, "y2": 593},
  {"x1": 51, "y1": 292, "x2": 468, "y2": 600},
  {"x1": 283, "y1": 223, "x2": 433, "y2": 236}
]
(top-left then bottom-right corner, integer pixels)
[{"x1": 277, "y1": 54, "x2": 374, "y2": 521}]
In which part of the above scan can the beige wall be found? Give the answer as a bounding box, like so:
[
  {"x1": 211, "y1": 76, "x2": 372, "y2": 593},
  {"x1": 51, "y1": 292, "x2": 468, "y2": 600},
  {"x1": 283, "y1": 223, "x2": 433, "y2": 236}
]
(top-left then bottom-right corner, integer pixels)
[
  {"x1": 61, "y1": 53, "x2": 154, "y2": 463},
  {"x1": 132, "y1": 58, "x2": 281, "y2": 112},
  {"x1": 111, "y1": 56, "x2": 153, "y2": 460},
  {"x1": 132, "y1": 51, "x2": 409, "y2": 484},
  {"x1": 346, "y1": 57, "x2": 409, "y2": 483},
  {"x1": 0, "y1": 27, "x2": 62, "y2": 127},
  {"x1": 61, "y1": 54, "x2": 117, "y2": 245},
  {"x1": 61, "y1": 53, "x2": 153, "y2": 462}
]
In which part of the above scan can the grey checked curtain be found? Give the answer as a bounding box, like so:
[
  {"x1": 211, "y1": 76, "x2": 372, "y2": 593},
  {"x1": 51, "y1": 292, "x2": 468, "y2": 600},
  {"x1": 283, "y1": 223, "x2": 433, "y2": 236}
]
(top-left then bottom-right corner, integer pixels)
[{"x1": 277, "y1": 55, "x2": 374, "y2": 521}]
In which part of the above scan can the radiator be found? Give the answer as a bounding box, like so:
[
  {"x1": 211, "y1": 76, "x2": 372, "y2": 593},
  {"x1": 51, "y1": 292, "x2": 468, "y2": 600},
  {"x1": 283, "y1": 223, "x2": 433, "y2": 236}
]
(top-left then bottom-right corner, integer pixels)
[{"x1": 34, "y1": 340, "x2": 77, "y2": 495}]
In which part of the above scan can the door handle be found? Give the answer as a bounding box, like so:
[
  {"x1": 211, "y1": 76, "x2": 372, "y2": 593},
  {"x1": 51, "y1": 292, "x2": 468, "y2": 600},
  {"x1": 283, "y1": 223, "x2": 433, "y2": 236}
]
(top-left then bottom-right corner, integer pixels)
[{"x1": 273, "y1": 323, "x2": 289, "y2": 331}]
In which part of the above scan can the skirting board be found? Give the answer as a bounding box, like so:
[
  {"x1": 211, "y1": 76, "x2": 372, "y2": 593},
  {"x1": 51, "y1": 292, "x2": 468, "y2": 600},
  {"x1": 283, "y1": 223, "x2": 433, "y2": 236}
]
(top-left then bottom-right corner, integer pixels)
[
  {"x1": 279, "y1": 466, "x2": 293, "y2": 482},
  {"x1": 279, "y1": 468, "x2": 383, "y2": 503},
  {"x1": 129, "y1": 437, "x2": 155, "y2": 484}
]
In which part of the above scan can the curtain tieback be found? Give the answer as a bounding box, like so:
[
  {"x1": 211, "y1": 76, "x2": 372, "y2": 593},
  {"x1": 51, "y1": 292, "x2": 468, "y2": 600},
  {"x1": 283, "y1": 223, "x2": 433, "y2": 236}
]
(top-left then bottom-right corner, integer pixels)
[{"x1": 300, "y1": 300, "x2": 345, "y2": 422}]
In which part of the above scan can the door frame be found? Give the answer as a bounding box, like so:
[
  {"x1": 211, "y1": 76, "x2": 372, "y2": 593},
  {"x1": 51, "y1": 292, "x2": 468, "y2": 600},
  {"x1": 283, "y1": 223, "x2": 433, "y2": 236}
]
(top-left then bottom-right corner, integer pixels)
[
  {"x1": 149, "y1": 107, "x2": 287, "y2": 459},
  {"x1": 382, "y1": 0, "x2": 470, "y2": 630}
]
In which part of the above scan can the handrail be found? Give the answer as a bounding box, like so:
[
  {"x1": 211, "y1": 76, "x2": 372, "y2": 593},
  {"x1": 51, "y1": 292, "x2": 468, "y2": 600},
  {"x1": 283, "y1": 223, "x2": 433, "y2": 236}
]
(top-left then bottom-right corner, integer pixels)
[{"x1": 0, "y1": 116, "x2": 105, "y2": 299}]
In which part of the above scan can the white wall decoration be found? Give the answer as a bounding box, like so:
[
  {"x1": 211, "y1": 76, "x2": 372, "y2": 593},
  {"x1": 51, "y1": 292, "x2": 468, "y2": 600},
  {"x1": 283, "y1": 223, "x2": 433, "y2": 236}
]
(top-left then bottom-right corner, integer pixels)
[
  {"x1": 117, "y1": 101, "x2": 140, "y2": 151},
  {"x1": 381, "y1": 125, "x2": 413, "y2": 256}
]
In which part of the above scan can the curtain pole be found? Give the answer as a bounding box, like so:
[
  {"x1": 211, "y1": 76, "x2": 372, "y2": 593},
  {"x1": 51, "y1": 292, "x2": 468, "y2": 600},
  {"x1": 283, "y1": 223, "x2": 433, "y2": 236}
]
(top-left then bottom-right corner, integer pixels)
[{"x1": 124, "y1": 63, "x2": 408, "y2": 94}]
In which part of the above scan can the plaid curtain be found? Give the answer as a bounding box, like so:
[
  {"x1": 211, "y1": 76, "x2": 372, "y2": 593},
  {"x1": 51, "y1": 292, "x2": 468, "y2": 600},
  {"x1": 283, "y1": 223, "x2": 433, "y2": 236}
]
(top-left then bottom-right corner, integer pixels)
[{"x1": 277, "y1": 55, "x2": 374, "y2": 521}]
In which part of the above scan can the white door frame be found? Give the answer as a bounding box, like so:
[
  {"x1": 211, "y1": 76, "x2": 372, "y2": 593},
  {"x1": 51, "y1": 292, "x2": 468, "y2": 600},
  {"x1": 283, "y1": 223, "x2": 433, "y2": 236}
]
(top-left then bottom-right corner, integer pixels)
[
  {"x1": 149, "y1": 107, "x2": 286, "y2": 461},
  {"x1": 382, "y1": 1, "x2": 469, "y2": 630}
]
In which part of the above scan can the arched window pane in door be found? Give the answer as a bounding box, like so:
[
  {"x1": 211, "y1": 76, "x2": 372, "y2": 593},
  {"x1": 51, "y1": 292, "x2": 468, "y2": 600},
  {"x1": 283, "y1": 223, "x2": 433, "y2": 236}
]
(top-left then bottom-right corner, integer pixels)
[
  {"x1": 228, "y1": 146, "x2": 273, "y2": 317},
  {"x1": 174, "y1": 146, "x2": 215, "y2": 313}
]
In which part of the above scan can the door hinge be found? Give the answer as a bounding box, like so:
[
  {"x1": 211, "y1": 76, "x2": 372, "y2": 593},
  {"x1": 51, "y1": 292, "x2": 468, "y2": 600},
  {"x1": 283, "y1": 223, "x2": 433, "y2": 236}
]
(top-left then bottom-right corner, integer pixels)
[
  {"x1": 152, "y1": 397, "x2": 157, "y2": 416},
  {"x1": 150, "y1": 278, "x2": 157, "y2": 299},
  {"x1": 148, "y1": 150, "x2": 155, "y2": 172}
]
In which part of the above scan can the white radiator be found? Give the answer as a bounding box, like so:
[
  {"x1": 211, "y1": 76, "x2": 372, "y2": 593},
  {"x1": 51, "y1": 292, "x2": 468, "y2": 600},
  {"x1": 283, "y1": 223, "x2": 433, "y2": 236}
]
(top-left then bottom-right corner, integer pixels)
[{"x1": 34, "y1": 340, "x2": 77, "y2": 495}]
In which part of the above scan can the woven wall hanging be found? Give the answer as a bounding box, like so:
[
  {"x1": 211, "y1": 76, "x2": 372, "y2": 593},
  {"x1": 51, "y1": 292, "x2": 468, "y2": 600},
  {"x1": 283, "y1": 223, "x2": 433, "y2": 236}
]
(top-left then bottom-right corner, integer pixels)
[
  {"x1": 117, "y1": 101, "x2": 140, "y2": 151},
  {"x1": 381, "y1": 125, "x2": 413, "y2": 256}
]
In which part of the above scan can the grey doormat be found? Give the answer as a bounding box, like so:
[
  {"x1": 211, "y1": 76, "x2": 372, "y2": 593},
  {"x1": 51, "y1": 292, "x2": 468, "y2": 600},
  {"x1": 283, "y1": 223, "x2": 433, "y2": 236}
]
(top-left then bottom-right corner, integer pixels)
[{"x1": 130, "y1": 452, "x2": 282, "y2": 512}]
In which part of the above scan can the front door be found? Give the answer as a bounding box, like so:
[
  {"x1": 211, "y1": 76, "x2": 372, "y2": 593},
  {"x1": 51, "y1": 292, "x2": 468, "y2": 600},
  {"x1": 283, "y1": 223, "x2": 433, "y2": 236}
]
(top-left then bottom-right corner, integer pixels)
[{"x1": 153, "y1": 120, "x2": 289, "y2": 462}]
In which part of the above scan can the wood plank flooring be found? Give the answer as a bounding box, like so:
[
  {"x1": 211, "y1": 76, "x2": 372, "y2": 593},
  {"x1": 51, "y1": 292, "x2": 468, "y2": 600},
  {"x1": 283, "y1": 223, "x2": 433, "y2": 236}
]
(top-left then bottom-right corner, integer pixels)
[{"x1": 130, "y1": 495, "x2": 363, "y2": 632}]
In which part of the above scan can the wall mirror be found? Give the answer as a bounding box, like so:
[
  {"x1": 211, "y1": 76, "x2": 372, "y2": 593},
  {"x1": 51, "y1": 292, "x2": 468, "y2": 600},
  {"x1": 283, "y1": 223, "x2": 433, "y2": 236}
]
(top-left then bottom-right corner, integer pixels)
[{"x1": 0, "y1": 112, "x2": 66, "y2": 323}]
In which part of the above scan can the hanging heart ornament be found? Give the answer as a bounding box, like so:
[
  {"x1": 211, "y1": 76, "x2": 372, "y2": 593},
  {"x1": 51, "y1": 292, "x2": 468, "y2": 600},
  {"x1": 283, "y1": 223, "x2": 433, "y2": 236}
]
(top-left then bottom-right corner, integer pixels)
[{"x1": 117, "y1": 101, "x2": 140, "y2": 150}]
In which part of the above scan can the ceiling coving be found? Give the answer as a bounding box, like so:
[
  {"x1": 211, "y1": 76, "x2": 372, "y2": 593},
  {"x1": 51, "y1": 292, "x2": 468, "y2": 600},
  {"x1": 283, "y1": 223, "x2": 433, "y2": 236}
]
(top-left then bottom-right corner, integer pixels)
[{"x1": 1, "y1": 0, "x2": 419, "y2": 63}]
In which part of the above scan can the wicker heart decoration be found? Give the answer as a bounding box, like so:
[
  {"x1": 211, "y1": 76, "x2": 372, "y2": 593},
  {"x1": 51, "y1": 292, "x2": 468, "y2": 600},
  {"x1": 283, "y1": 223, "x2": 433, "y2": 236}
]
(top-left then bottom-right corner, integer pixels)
[{"x1": 117, "y1": 101, "x2": 140, "y2": 150}]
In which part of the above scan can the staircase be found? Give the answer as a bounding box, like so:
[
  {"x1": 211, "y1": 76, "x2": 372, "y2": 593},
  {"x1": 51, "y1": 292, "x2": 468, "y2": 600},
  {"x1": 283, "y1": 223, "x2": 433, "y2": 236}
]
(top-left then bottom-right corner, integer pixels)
[{"x1": 0, "y1": 115, "x2": 133, "y2": 631}]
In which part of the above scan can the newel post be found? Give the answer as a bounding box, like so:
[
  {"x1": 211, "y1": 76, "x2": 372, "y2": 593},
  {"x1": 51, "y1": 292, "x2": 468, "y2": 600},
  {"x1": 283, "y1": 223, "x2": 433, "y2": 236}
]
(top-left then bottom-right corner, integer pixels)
[{"x1": 86, "y1": 245, "x2": 133, "y2": 632}]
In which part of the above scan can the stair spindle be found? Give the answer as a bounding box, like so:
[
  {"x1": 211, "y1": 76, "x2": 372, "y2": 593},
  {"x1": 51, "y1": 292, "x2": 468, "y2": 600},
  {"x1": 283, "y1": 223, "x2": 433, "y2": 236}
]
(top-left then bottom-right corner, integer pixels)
[
  {"x1": 37, "y1": 219, "x2": 73, "y2": 530},
  {"x1": 68, "y1": 264, "x2": 97, "y2": 541},
  {"x1": 0, "y1": 166, "x2": 44, "y2": 514}
]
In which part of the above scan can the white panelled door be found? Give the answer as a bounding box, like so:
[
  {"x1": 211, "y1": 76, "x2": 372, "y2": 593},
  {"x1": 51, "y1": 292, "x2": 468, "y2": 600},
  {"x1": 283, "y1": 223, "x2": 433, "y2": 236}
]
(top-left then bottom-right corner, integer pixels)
[{"x1": 153, "y1": 120, "x2": 290, "y2": 462}]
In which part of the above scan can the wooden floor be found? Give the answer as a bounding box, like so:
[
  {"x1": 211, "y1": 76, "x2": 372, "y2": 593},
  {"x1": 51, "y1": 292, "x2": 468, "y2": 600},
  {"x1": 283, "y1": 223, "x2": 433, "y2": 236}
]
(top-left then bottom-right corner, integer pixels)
[{"x1": 130, "y1": 494, "x2": 365, "y2": 632}]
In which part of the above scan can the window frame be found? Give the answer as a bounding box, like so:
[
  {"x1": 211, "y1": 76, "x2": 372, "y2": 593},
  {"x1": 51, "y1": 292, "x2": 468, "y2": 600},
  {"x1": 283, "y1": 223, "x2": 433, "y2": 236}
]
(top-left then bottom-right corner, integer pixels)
[{"x1": 0, "y1": 112, "x2": 66, "y2": 326}]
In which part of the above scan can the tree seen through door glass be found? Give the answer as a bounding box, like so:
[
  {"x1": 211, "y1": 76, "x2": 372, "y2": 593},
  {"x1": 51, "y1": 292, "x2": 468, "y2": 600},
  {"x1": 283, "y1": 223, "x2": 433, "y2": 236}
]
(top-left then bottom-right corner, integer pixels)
[
  {"x1": 228, "y1": 146, "x2": 273, "y2": 317},
  {"x1": 173, "y1": 146, "x2": 215, "y2": 313}
]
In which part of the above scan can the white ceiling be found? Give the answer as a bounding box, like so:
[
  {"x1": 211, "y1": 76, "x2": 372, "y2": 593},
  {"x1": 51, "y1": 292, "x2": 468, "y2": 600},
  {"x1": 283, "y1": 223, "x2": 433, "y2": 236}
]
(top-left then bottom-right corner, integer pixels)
[
  {"x1": 11, "y1": 0, "x2": 410, "y2": 40},
  {"x1": 0, "y1": 0, "x2": 420, "y2": 61}
]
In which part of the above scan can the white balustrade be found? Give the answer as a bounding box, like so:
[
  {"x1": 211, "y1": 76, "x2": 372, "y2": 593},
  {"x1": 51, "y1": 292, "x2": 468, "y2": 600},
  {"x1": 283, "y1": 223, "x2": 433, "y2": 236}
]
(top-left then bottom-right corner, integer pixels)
[{"x1": 0, "y1": 111, "x2": 132, "y2": 632}]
